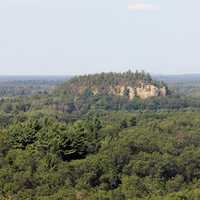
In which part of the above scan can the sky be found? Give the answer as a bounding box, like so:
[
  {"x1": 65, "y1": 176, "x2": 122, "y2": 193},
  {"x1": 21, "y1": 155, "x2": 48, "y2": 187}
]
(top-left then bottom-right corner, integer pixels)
[{"x1": 0, "y1": 0, "x2": 200, "y2": 75}]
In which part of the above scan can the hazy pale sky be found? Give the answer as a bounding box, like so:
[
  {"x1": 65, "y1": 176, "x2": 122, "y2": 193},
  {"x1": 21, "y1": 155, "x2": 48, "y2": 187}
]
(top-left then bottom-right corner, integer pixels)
[{"x1": 0, "y1": 0, "x2": 200, "y2": 75}]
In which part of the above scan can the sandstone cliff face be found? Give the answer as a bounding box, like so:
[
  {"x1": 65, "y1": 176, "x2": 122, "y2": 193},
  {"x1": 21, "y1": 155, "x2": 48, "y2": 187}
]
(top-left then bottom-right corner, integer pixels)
[
  {"x1": 90, "y1": 83, "x2": 167, "y2": 100},
  {"x1": 136, "y1": 84, "x2": 160, "y2": 100},
  {"x1": 76, "y1": 83, "x2": 167, "y2": 100}
]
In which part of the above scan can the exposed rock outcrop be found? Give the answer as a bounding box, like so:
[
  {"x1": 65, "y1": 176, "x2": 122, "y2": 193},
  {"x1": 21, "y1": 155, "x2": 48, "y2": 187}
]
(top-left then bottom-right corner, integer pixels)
[
  {"x1": 136, "y1": 84, "x2": 160, "y2": 100},
  {"x1": 90, "y1": 83, "x2": 167, "y2": 100}
]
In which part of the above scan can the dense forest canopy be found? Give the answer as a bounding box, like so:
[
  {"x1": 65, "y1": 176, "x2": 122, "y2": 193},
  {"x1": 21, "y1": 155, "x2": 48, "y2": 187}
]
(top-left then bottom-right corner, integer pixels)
[
  {"x1": 0, "y1": 72, "x2": 200, "y2": 200},
  {"x1": 66, "y1": 70, "x2": 154, "y2": 86}
]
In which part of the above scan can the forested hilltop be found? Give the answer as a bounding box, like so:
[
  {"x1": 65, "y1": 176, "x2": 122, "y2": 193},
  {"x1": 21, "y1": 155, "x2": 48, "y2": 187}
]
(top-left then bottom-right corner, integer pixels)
[
  {"x1": 0, "y1": 72, "x2": 200, "y2": 200},
  {"x1": 57, "y1": 71, "x2": 168, "y2": 100}
]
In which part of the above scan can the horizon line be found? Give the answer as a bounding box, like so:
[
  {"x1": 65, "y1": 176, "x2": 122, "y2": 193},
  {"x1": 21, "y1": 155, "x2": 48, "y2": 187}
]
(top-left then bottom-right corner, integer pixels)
[{"x1": 1, "y1": 72, "x2": 200, "y2": 77}]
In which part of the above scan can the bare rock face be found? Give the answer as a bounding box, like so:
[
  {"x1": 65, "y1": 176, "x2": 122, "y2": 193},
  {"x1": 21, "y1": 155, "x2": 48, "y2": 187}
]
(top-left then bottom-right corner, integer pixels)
[
  {"x1": 136, "y1": 84, "x2": 160, "y2": 100},
  {"x1": 91, "y1": 87, "x2": 99, "y2": 95},
  {"x1": 110, "y1": 83, "x2": 167, "y2": 100},
  {"x1": 75, "y1": 82, "x2": 167, "y2": 100},
  {"x1": 118, "y1": 86, "x2": 126, "y2": 96}
]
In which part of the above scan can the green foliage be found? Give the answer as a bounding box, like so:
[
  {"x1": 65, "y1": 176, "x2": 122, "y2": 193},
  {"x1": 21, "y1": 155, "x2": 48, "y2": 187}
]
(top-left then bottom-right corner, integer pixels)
[
  {"x1": 1, "y1": 74, "x2": 200, "y2": 199},
  {"x1": 0, "y1": 110, "x2": 200, "y2": 199}
]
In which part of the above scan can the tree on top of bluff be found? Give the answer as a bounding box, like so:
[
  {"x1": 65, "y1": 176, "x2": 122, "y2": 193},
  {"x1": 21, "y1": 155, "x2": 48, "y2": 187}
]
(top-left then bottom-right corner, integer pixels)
[{"x1": 67, "y1": 70, "x2": 154, "y2": 86}]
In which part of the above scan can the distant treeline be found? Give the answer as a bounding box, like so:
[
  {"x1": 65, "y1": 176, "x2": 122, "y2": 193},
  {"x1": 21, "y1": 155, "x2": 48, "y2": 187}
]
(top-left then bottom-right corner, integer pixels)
[{"x1": 0, "y1": 80, "x2": 65, "y2": 97}]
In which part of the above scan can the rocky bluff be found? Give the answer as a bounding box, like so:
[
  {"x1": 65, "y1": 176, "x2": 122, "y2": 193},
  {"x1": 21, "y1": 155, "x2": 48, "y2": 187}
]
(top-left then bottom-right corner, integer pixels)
[{"x1": 58, "y1": 71, "x2": 168, "y2": 100}]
